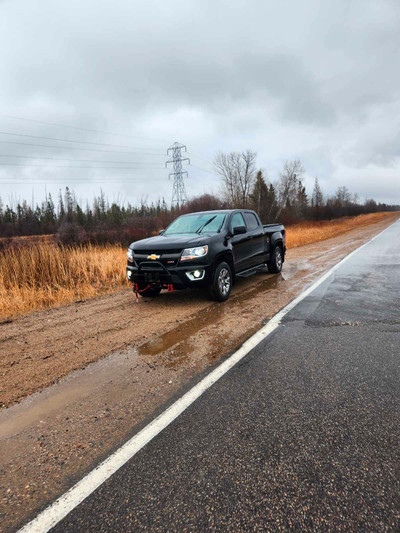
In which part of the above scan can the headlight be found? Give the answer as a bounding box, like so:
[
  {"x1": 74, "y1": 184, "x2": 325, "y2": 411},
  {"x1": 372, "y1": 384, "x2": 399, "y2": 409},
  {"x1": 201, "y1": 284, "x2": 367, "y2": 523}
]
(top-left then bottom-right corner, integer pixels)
[
  {"x1": 127, "y1": 249, "x2": 134, "y2": 262},
  {"x1": 180, "y1": 245, "x2": 208, "y2": 261}
]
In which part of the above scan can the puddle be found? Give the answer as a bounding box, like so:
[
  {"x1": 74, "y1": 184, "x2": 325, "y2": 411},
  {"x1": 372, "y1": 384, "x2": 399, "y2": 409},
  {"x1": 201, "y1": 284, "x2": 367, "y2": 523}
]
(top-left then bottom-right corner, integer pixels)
[
  {"x1": 139, "y1": 273, "x2": 284, "y2": 356},
  {"x1": 0, "y1": 351, "x2": 137, "y2": 439}
]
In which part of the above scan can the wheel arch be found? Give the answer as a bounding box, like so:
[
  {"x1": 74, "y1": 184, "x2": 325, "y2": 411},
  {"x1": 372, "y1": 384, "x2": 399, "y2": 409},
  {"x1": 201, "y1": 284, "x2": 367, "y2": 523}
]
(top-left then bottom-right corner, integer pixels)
[
  {"x1": 271, "y1": 234, "x2": 285, "y2": 262},
  {"x1": 213, "y1": 251, "x2": 235, "y2": 282}
]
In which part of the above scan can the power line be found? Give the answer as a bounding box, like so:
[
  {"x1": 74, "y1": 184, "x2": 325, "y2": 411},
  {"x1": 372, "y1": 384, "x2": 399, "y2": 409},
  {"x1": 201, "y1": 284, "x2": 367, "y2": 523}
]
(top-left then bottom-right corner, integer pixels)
[
  {"x1": 187, "y1": 151, "x2": 214, "y2": 166},
  {"x1": 0, "y1": 115, "x2": 216, "y2": 165},
  {"x1": 0, "y1": 178, "x2": 165, "y2": 185},
  {"x1": 0, "y1": 179, "x2": 167, "y2": 183},
  {"x1": 0, "y1": 131, "x2": 164, "y2": 152},
  {"x1": 0, "y1": 175, "x2": 167, "y2": 182},
  {"x1": 0, "y1": 140, "x2": 166, "y2": 156},
  {"x1": 0, "y1": 163, "x2": 162, "y2": 169},
  {"x1": 0, "y1": 153, "x2": 164, "y2": 165},
  {"x1": 0, "y1": 113, "x2": 170, "y2": 144},
  {"x1": 189, "y1": 163, "x2": 215, "y2": 175}
]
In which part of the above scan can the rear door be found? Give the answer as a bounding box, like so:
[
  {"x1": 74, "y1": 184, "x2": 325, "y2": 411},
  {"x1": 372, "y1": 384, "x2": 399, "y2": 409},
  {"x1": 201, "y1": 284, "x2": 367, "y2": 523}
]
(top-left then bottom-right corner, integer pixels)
[
  {"x1": 229, "y1": 211, "x2": 253, "y2": 272},
  {"x1": 243, "y1": 211, "x2": 266, "y2": 266}
]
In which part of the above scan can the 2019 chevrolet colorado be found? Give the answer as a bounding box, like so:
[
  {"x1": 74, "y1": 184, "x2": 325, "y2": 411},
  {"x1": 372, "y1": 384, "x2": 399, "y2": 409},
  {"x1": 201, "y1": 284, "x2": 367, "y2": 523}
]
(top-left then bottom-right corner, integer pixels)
[{"x1": 126, "y1": 209, "x2": 286, "y2": 301}]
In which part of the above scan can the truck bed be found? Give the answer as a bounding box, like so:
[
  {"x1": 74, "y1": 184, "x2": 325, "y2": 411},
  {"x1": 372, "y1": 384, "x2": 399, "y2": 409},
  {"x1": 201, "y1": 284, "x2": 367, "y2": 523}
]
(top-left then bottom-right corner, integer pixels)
[{"x1": 263, "y1": 223, "x2": 285, "y2": 234}]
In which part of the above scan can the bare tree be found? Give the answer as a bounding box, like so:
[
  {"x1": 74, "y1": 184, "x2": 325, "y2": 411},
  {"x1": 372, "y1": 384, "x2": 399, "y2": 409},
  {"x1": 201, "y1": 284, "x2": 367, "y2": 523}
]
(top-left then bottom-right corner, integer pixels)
[
  {"x1": 276, "y1": 159, "x2": 305, "y2": 219},
  {"x1": 214, "y1": 150, "x2": 257, "y2": 207},
  {"x1": 335, "y1": 186, "x2": 352, "y2": 207}
]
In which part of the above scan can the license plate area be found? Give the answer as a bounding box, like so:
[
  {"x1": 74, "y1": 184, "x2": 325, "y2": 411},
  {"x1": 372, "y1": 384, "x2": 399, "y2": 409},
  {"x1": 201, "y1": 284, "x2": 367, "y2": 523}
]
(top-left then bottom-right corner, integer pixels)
[{"x1": 144, "y1": 272, "x2": 160, "y2": 283}]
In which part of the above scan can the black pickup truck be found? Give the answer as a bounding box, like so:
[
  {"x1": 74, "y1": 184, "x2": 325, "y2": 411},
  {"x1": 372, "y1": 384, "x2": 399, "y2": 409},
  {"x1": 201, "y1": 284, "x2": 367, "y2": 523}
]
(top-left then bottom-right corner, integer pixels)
[{"x1": 127, "y1": 209, "x2": 285, "y2": 301}]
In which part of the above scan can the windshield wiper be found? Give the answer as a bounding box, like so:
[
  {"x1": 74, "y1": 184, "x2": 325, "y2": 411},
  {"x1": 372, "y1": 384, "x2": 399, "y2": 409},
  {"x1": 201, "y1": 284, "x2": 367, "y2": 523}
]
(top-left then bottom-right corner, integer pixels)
[
  {"x1": 217, "y1": 215, "x2": 226, "y2": 233},
  {"x1": 195, "y1": 215, "x2": 217, "y2": 234}
]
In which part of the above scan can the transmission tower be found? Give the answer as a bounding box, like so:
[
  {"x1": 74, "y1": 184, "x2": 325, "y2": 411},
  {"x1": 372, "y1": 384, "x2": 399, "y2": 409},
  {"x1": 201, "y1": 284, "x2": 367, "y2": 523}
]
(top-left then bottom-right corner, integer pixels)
[{"x1": 166, "y1": 142, "x2": 190, "y2": 208}]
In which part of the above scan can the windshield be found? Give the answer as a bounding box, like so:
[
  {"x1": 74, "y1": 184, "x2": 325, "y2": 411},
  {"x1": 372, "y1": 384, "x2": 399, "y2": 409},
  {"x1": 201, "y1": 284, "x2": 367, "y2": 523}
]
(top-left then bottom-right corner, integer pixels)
[{"x1": 164, "y1": 213, "x2": 226, "y2": 235}]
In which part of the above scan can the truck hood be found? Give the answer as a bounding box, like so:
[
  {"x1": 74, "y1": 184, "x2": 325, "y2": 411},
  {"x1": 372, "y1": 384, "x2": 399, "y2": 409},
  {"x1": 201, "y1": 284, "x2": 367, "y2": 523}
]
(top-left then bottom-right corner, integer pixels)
[{"x1": 130, "y1": 234, "x2": 206, "y2": 251}]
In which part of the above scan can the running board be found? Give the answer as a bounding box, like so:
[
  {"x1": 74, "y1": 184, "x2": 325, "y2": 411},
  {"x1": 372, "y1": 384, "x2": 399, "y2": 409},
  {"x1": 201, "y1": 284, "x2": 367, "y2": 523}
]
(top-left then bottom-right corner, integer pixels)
[{"x1": 236, "y1": 263, "x2": 268, "y2": 278}]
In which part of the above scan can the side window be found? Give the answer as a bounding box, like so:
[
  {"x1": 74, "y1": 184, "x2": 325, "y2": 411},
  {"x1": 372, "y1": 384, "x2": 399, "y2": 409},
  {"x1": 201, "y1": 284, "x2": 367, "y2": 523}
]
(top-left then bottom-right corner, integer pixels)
[
  {"x1": 243, "y1": 212, "x2": 259, "y2": 231},
  {"x1": 230, "y1": 212, "x2": 246, "y2": 231}
]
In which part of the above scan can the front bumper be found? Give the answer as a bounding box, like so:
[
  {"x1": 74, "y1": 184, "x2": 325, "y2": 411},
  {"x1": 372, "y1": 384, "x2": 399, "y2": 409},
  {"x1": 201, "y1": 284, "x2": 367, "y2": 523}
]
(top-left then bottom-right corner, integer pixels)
[{"x1": 126, "y1": 260, "x2": 213, "y2": 289}]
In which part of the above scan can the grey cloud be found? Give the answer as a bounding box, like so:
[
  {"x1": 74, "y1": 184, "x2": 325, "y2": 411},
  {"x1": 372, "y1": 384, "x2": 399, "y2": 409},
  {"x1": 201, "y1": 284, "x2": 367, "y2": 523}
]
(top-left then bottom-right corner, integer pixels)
[{"x1": 0, "y1": 0, "x2": 399, "y2": 205}]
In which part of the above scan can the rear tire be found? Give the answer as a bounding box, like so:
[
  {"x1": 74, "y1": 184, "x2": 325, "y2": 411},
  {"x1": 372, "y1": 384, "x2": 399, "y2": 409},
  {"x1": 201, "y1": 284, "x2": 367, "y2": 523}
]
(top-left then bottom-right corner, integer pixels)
[
  {"x1": 210, "y1": 261, "x2": 232, "y2": 302},
  {"x1": 267, "y1": 245, "x2": 283, "y2": 273},
  {"x1": 135, "y1": 284, "x2": 162, "y2": 297}
]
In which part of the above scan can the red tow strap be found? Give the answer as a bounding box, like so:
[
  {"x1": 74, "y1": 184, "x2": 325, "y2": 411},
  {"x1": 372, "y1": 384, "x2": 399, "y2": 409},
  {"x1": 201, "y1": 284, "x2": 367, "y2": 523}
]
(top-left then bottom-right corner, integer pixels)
[
  {"x1": 134, "y1": 283, "x2": 172, "y2": 303},
  {"x1": 134, "y1": 283, "x2": 139, "y2": 304},
  {"x1": 134, "y1": 283, "x2": 151, "y2": 303}
]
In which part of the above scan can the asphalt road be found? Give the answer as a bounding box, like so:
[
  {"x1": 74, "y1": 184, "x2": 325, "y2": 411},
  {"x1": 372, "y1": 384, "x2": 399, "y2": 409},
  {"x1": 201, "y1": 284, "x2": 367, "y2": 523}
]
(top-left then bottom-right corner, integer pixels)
[{"x1": 54, "y1": 222, "x2": 400, "y2": 532}]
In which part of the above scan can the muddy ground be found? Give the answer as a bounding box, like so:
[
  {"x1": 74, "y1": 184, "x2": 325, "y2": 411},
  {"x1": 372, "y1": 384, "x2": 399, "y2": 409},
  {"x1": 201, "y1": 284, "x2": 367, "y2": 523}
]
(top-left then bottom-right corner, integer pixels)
[{"x1": 0, "y1": 216, "x2": 398, "y2": 531}]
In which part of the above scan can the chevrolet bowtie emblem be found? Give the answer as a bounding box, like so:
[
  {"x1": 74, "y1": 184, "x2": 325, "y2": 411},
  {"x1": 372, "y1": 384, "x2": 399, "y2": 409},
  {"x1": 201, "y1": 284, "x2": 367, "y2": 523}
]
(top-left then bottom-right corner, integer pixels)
[{"x1": 147, "y1": 254, "x2": 160, "y2": 260}]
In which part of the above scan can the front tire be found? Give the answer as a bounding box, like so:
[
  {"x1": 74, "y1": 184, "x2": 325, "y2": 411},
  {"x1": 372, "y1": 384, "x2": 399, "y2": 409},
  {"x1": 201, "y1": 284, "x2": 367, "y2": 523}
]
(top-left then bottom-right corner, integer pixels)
[
  {"x1": 210, "y1": 261, "x2": 232, "y2": 302},
  {"x1": 267, "y1": 245, "x2": 283, "y2": 273}
]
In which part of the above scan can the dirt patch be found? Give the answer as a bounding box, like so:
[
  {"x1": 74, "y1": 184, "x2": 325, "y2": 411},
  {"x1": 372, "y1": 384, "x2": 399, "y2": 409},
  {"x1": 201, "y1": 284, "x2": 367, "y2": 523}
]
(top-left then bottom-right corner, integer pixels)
[{"x1": 0, "y1": 215, "x2": 398, "y2": 531}]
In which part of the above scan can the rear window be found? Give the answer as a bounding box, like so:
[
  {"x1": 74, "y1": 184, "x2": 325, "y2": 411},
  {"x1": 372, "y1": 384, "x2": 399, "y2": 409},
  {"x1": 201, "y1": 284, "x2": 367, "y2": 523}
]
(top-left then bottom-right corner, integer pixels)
[{"x1": 243, "y1": 212, "x2": 259, "y2": 230}]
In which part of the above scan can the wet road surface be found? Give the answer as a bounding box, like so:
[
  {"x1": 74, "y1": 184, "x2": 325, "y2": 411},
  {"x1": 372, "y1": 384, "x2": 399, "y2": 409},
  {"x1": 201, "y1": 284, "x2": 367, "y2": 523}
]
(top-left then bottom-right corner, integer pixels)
[{"x1": 44, "y1": 222, "x2": 400, "y2": 530}]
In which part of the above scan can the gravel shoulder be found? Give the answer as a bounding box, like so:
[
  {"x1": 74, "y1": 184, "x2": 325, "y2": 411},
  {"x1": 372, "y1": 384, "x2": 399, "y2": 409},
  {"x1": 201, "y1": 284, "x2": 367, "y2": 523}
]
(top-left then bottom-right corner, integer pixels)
[{"x1": 0, "y1": 215, "x2": 398, "y2": 531}]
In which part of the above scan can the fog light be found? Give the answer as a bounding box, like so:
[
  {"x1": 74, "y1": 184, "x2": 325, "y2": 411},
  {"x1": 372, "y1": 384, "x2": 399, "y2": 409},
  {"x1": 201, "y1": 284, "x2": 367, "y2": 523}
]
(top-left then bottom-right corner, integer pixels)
[{"x1": 185, "y1": 269, "x2": 205, "y2": 281}]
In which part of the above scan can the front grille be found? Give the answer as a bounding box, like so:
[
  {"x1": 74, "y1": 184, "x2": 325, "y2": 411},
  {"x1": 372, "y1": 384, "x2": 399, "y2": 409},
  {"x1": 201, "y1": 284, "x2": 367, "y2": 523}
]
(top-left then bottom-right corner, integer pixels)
[
  {"x1": 133, "y1": 250, "x2": 182, "y2": 268},
  {"x1": 133, "y1": 249, "x2": 182, "y2": 255}
]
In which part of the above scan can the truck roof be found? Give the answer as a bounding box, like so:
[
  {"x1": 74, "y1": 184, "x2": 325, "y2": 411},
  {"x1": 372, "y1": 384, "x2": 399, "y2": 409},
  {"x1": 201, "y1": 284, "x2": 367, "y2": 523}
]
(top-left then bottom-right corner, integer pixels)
[{"x1": 180, "y1": 209, "x2": 252, "y2": 216}]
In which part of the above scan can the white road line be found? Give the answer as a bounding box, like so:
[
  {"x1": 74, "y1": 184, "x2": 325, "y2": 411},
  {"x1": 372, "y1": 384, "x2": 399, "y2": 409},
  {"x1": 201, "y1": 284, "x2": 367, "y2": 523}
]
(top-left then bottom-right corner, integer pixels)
[{"x1": 18, "y1": 219, "x2": 399, "y2": 533}]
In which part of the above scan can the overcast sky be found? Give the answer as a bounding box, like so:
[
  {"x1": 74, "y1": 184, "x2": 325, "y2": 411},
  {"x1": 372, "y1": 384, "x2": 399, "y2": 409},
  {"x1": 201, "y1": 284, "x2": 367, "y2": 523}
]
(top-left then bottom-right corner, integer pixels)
[{"x1": 0, "y1": 0, "x2": 399, "y2": 208}]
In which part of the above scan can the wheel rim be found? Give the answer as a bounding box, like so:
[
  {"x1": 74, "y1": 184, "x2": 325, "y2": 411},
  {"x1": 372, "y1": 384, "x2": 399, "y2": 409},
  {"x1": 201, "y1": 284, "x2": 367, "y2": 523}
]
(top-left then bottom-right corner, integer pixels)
[
  {"x1": 218, "y1": 267, "x2": 231, "y2": 296},
  {"x1": 276, "y1": 248, "x2": 282, "y2": 269}
]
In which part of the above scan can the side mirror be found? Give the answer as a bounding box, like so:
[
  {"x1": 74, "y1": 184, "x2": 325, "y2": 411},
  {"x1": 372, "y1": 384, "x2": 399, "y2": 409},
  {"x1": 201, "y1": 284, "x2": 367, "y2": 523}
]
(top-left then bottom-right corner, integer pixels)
[
  {"x1": 159, "y1": 229, "x2": 165, "y2": 235},
  {"x1": 233, "y1": 225, "x2": 246, "y2": 235}
]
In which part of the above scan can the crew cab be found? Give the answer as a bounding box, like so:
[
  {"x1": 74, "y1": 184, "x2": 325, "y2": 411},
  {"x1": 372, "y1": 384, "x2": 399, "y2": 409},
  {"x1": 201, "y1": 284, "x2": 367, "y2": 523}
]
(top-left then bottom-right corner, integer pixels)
[{"x1": 126, "y1": 209, "x2": 286, "y2": 301}]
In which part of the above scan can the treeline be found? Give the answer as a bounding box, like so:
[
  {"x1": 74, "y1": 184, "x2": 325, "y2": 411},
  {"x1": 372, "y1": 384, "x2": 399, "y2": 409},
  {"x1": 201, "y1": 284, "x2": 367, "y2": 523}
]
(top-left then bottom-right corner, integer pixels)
[
  {"x1": 0, "y1": 153, "x2": 398, "y2": 246},
  {"x1": 214, "y1": 152, "x2": 398, "y2": 224},
  {"x1": 0, "y1": 188, "x2": 224, "y2": 246}
]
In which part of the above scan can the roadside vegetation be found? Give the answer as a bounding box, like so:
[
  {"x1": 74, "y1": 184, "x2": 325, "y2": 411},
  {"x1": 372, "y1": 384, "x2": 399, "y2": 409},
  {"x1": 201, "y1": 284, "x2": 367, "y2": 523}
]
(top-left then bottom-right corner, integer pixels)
[
  {"x1": 0, "y1": 244, "x2": 127, "y2": 319},
  {"x1": 1, "y1": 211, "x2": 397, "y2": 320},
  {"x1": 285, "y1": 211, "x2": 397, "y2": 248}
]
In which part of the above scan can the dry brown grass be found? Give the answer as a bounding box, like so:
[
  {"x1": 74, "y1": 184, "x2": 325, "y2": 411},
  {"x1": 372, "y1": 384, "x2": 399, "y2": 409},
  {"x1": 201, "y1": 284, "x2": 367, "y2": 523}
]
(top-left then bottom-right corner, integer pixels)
[
  {"x1": 285, "y1": 212, "x2": 398, "y2": 249},
  {"x1": 0, "y1": 244, "x2": 128, "y2": 319},
  {"x1": 0, "y1": 211, "x2": 398, "y2": 319}
]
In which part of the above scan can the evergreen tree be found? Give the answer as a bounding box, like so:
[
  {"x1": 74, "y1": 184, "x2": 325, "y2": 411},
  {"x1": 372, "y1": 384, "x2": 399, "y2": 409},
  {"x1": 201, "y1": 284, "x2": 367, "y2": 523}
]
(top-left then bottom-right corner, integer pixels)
[
  {"x1": 110, "y1": 203, "x2": 123, "y2": 225},
  {"x1": 42, "y1": 193, "x2": 56, "y2": 232},
  {"x1": 311, "y1": 177, "x2": 324, "y2": 219},
  {"x1": 64, "y1": 187, "x2": 74, "y2": 222},
  {"x1": 76, "y1": 204, "x2": 86, "y2": 227},
  {"x1": 250, "y1": 171, "x2": 279, "y2": 223},
  {"x1": 295, "y1": 179, "x2": 308, "y2": 219},
  {"x1": 266, "y1": 184, "x2": 278, "y2": 221},
  {"x1": 58, "y1": 190, "x2": 65, "y2": 221}
]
